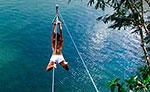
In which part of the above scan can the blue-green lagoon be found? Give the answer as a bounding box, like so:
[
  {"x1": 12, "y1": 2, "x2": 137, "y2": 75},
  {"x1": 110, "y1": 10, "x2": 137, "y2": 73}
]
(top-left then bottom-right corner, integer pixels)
[{"x1": 0, "y1": 0, "x2": 144, "y2": 92}]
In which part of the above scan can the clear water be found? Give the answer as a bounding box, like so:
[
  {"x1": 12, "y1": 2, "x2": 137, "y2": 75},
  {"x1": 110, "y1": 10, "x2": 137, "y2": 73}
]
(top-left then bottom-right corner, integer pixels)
[{"x1": 0, "y1": 0, "x2": 145, "y2": 92}]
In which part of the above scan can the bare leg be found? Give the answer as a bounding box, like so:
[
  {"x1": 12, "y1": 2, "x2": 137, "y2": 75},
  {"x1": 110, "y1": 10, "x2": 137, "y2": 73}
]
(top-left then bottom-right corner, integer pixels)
[
  {"x1": 60, "y1": 60, "x2": 69, "y2": 71},
  {"x1": 46, "y1": 61, "x2": 56, "y2": 71}
]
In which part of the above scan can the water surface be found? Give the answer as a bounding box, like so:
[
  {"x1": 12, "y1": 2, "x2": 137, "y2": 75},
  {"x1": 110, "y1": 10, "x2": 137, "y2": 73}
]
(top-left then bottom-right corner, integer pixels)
[{"x1": 0, "y1": 0, "x2": 144, "y2": 92}]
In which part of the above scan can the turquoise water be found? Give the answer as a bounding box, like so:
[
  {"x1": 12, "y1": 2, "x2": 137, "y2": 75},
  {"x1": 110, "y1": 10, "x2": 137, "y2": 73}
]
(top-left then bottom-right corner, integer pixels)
[{"x1": 0, "y1": 0, "x2": 145, "y2": 92}]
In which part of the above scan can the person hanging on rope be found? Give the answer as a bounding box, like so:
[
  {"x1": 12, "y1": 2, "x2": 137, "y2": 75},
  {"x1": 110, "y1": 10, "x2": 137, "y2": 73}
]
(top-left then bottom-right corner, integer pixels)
[{"x1": 46, "y1": 19, "x2": 69, "y2": 71}]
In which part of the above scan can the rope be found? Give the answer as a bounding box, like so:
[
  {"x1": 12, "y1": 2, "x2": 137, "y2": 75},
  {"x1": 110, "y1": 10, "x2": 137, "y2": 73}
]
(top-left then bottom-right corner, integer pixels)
[
  {"x1": 51, "y1": 0, "x2": 58, "y2": 91},
  {"x1": 51, "y1": 11, "x2": 59, "y2": 92},
  {"x1": 58, "y1": 10, "x2": 99, "y2": 92},
  {"x1": 52, "y1": 68, "x2": 55, "y2": 92}
]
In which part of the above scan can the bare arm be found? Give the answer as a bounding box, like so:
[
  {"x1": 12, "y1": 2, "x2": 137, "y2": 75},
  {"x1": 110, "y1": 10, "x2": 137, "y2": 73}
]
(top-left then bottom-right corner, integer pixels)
[
  {"x1": 52, "y1": 23, "x2": 56, "y2": 42},
  {"x1": 58, "y1": 22, "x2": 63, "y2": 41}
]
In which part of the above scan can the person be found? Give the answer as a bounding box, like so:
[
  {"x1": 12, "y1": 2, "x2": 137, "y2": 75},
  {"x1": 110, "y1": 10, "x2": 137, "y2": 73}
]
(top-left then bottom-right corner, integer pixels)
[{"x1": 46, "y1": 21, "x2": 69, "y2": 71}]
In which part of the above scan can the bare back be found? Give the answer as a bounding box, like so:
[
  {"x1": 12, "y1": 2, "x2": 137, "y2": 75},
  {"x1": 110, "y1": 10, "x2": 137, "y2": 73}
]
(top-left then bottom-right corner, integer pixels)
[
  {"x1": 52, "y1": 37, "x2": 63, "y2": 55},
  {"x1": 52, "y1": 22, "x2": 63, "y2": 55}
]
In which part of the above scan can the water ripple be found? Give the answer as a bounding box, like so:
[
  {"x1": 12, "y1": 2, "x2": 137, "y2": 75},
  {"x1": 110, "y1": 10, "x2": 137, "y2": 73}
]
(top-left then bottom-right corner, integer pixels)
[{"x1": 0, "y1": 0, "x2": 145, "y2": 92}]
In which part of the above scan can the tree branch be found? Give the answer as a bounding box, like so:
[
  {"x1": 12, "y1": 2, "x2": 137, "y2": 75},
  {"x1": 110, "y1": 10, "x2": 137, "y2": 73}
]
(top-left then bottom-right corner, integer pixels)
[
  {"x1": 130, "y1": 0, "x2": 149, "y2": 35},
  {"x1": 128, "y1": 0, "x2": 150, "y2": 66},
  {"x1": 144, "y1": 0, "x2": 150, "y2": 6}
]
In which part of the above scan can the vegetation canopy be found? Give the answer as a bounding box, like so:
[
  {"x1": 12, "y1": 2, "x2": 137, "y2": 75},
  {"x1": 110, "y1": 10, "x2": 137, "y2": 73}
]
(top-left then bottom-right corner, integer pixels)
[
  {"x1": 106, "y1": 65, "x2": 150, "y2": 92},
  {"x1": 87, "y1": 0, "x2": 150, "y2": 66}
]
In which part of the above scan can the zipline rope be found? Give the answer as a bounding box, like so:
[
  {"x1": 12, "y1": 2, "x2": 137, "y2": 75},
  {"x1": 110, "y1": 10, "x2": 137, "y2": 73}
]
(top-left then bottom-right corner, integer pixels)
[
  {"x1": 52, "y1": 10, "x2": 59, "y2": 92},
  {"x1": 52, "y1": 67, "x2": 55, "y2": 92},
  {"x1": 58, "y1": 10, "x2": 99, "y2": 92}
]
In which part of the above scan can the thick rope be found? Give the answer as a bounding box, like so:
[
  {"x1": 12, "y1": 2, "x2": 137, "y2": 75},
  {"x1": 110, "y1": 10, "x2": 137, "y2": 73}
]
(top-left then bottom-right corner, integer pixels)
[{"x1": 58, "y1": 10, "x2": 99, "y2": 92}]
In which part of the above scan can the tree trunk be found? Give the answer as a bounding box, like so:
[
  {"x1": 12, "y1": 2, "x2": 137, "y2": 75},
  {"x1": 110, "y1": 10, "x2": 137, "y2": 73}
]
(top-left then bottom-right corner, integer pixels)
[
  {"x1": 139, "y1": 28, "x2": 150, "y2": 66},
  {"x1": 131, "y1": 0, "x2": 149, "y2": 35},
  {"x1": 128, "y1": 0, "x2": 150, "y2": 66}
]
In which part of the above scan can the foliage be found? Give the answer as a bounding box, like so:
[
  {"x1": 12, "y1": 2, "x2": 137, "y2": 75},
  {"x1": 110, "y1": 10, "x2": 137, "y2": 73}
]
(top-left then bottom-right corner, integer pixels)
[
  {"x1": 87, "y1": 0, "x2": 150, "y2": 66},
  {"x1": 107, "y1": 65, "x2": 150, "y2": 92},
  {"x1": 88, "y1": 0, "x2": 150, "y2": 31},
  {"x1": 106, "y1": 78, "x2": 126, "y2": 92}
]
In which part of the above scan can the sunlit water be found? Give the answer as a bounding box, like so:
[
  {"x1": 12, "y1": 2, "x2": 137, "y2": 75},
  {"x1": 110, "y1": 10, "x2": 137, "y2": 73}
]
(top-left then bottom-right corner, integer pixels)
[{"x1": 0, "y1": 0, "x2": 145, "y2": 92}]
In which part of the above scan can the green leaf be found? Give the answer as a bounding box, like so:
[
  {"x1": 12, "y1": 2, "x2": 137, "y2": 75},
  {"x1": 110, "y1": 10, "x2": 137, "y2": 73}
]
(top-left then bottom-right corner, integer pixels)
[
  {"x1": 106, "y1": 81, "x2": 112, "y2": 87},
  {"x1": 146, "y1": 75, "x2": 150, "y2": 82},
  {"x1": 115, "y1": 78, "x2": 120, "y2": 83},
  {"x1": 88, "y1": 0, "x2": 94, "y2": 6},
  {"x1": 131, "y1": 29, "x2": 139, "y2": 34},
  {"x1": 112, "y1": 78, "x2": 120, "y2": 83},
  {"x1": 111, "y1": 84, "x2": 116, "y2": 92},
  {"x1": 97, "y1": 16, "x2": 103, "y2": 20},
  {"x1": 129, "y1": 85, "x2": 134, "y2": 90},
  {"x1": 121, "y1": 82, "x2": 125, "y2": 86},
  {"x1": 125, "y1": 80, "x2": 129, "y2": 83}
]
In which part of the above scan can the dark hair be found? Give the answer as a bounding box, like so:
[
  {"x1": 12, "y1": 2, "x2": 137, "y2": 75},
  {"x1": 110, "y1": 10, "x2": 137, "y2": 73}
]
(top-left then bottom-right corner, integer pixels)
[{"x1": 54, "y1": 33, "x2": 60, "y2": 41}]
